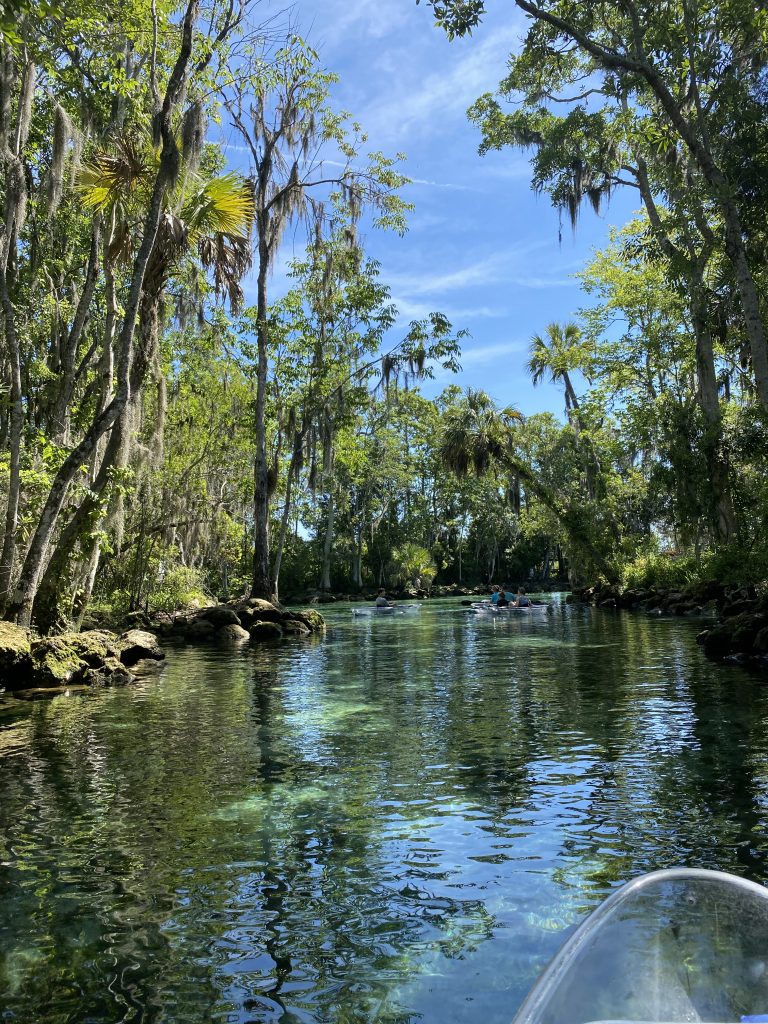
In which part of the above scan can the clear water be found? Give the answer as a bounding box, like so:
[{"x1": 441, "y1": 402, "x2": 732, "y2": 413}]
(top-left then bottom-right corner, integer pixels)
[{"x1": 1, "y1": 597, "x2": 767, "y2": 1023}]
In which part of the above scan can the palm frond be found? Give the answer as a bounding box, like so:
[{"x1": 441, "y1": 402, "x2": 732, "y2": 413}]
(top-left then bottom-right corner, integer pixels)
[{"x1": 184, "y1": 173, "x2": 255, "y2": 240}]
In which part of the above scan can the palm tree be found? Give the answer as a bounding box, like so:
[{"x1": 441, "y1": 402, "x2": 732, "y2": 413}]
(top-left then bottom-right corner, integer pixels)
[
  {"x1": 527, "y1": 321, "x2": 586, "y2": 421},
  {"x1": 438, "y1": 389, "x2": 616, "y2": 581},
  {"x1": 32, "y1": 140, "x2": 254, "y2": 631}
]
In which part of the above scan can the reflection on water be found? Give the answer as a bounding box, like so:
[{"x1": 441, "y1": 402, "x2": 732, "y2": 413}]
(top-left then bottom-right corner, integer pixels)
[{"x1": 1, "y1": 598, "x2": 767, "y2": 1022}]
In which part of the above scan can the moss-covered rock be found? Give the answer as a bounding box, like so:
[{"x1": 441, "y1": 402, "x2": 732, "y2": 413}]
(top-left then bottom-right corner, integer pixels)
[
  {"x1": 292, "y1": 609, "x2": 326, "y2": 632},
  {"x1": 198, "y1": 606, "x2": 241, "y2": 628},
  {"x1": 281, "y1": 618, "x2": 311, "y2": 636},
  {"x1": 186, "y1": 618, "x2": 216, "y2": 639},
  {"x1": 83, "y1": 657, "x2": 134, "y2": 686},
  {"x1": 216, "y1": 623, "x2": 250, "y2": 642},
  {"x1": 118, "y1": 629, "x2": 165, "y2": 666},
  {"x1": 0, "y1": 622, "x2": 33, "y2": 689},
  {"x1": 241, "y1": 599, "x2": 284, "y2": 624},
  {"x1": 34, "y1": 632, "x2": 110, "y2": 683},
  {"x1": 250, "y1": 620, "x2": 283, "y2": 642}
]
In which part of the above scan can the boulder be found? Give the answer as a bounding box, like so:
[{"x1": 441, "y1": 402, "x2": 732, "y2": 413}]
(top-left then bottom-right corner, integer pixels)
[
  {"x1": 186, "y1": 618, "x2": 216, "y2": 640},
  {"x1": 118, "y1": 629, "x2": 165, "y2": 666},
  {"x1": 292, "y1": 609, "x2": 326, "y2": 632},
  {"x1": 125, "y1": 609, "x2": 150, "y2": 628},
  {"x1": 249, "y1": 620, "x2": 283, "y2": 642},
  {"x1": 281, "y1": 619, "x2": 310, "y2": 636},
  {"x1": 0, "y1": 622, "x2": 32, "y2": 688},
  {"x1": 83, "y1": 657, "x2": 134, "y2": 686},
  {"x1": 30, "y1": 634, "x2": 92, "y2": 686},
  {"x1": 729, "y1": 612, "x2": 767, "y2": 653},
  {"x1": 244, "y1": 599, "x2": 285, "y2": 624},
  {"x1": 29, "y1": 630, "x2": 119, "y2": 686},
  {"x1": 248, "y1": 598, "x2": 281, "y2": 612},
  {"x1": 700, "y1": 623, "x2": 734, "y2": 659},
  {"x1": 216, "y1": 623, "x2": 250, "y2": 642},
  {"x1": 198, "y1": 606, "x2": 241, "y2": 628},
  {"x1": 235, "y1": 606, "x2": 257, "y2": 628}
]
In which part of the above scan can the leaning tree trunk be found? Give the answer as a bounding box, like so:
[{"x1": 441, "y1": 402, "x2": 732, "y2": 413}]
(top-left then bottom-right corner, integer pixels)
[{"x1": 0, "y1": 53, "x2": 34, "y2": 612}]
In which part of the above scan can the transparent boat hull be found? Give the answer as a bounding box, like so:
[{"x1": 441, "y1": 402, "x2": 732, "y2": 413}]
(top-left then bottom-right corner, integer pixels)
[{"x1": 513, "y1": 868, "x2": 768, "y2": 1024}]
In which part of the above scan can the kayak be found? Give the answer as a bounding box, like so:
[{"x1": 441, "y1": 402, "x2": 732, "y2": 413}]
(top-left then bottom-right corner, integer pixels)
[
  {"x1": 351, "y1": 604, "x2": 422, "y2": 616},
  {"x1": 513, "y1": 867, "x2": 768, "y2": 1024},
  {"x1": 470, "y1": 601, "x2": 549, "y2": 615}
]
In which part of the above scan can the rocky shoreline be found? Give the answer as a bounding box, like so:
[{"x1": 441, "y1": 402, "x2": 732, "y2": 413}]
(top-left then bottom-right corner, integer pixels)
[
  {"x1": 285, "y1": 581, "x2": 566, "y2": 603},
  {"x1": 569, "y1": 581, "x2": 768, "y2": 668},
  {"x1": 0, "y1": 599, "x2": 325, "y2": 699}
]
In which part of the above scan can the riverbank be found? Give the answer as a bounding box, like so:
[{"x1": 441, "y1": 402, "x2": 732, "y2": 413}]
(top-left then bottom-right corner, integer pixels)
[
  {"x1": 0, "y1": 599, "x2": 326, "y2": 698},
  {"x1": 283, "y1": 580, "x2": 567, "y2": 604},
  {"x1": 569, "y1": 581, "x2": 768, "y2": 667}
]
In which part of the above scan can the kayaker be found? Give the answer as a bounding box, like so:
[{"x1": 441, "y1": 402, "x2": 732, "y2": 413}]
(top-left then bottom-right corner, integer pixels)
[
  {"x1": 375, "y1": 588, "x2": 392, "y2": 607},
  {"x1": 489, "y1": 584, "x2": 501, "y2": 604},
  {"x1": 515, "y1": 587, "x2": 531, "y2": 608},
  {"x1": 496, "y1": 587, "x2": 509, "y2": 608}
]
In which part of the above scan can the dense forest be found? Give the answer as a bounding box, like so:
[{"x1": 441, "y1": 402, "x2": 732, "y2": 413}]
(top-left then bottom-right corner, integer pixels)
[{"x1": 1, "y1": 0, "x2": 767, "y2": 632}]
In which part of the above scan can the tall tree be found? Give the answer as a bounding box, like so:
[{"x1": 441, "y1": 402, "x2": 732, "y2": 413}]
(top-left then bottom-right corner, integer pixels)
[{"x1": 224, "y1": 39, "x2": 410, "y2": 599}]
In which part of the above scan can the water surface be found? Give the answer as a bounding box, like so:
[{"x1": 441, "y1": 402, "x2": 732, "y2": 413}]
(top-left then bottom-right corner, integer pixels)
[{"x1": 2, "y1": 598, "x2": 767, "y2": 1022}]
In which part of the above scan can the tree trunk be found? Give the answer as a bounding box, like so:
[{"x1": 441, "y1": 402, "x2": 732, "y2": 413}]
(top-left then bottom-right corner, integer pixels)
[
  {"x1": 250, "y1": 243, "x2": 275, "y2": 600},
  {"x1": 0, "y1": 54, "x2": 34, "y2": 612},
  {"x1": 320, "y1": 491, "x2": 335, "y2": 592},
  {"x1": 272, "y1": 437, "x2": 300, "y2": 598},
  {"x1": 5, "y1": 0, "x2": 200, "y2": 626}
]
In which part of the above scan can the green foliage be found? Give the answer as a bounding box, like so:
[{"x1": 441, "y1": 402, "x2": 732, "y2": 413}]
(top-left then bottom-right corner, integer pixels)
[
  {"x1": 390, "y1": 543, "x2": 437, "y2": 589},
  {"x1": 147, "y1": 563, "x2": 210, "y2": 613}
]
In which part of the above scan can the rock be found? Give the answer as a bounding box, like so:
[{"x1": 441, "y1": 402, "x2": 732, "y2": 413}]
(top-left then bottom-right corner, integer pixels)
[
  {"x1": 722, "y1": 599, "x2": 758, "y2": 619},
  {"x1": 281, "y1": 619, "x2": 310, "y2": 636},
  {"x1": 701, "y1": 623, "x2": 734, "y2": 659},
  {"x1": 83, "y1": 657, "x2": 134, "y2": 686},
  {"x1": 29, "y1": 630, "x2": 119, "y2": 686},
  {"x1": 186, "y1": 618, "x2": 216, "y2": 639},
  {"x1": 0, "y1": 622, "x2": 32, "y2": 688},
  {"x1": 754, "y1": 627, "x2": 768, "y2": 655},
  {"x1": 117, "y1": 629, "x2": 165, "y2": 666},
  {"x1": 249, "y1": 620, "x2": 283, "y2": 642},
  {"x1": 729, "y1": 612, "x2": 767, "y2": 653},
  {"x1": 235, "y1": 606, "x2": 257, "y2": 628},
  {"x1": 244, "y1": 599, "x2": 285, "y2": 624},
  {"x1": 198, "y1": 606, "x2": 241, "y2": 628},
  {"x1": 125, "y1": 609, "x2": 150, "y2": 628},
  {"x1": 248, "y1": 598, "x2": 281, "y2": 612},
  {"x1": 216, "y1": 623, "x2": 250, "y2": 642},
  {"x1": 292, "y1": 609, "x2": 326, "y2": 632}
]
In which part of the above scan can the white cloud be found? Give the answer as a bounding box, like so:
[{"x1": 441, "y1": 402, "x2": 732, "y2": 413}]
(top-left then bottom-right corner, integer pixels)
[{"x1": 461, "y1": 339, "x2": 527, "y2": 365}]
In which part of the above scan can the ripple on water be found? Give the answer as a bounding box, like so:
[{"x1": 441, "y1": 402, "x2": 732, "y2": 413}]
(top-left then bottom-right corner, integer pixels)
[{"x1": 2, "y1": 597, "x2": 768, "y2": 1022}]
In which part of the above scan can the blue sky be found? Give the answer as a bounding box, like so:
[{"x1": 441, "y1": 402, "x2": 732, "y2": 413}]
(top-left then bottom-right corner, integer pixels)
[{"x1": 224, "y1": 0, "x2": 639, "y2": 418}]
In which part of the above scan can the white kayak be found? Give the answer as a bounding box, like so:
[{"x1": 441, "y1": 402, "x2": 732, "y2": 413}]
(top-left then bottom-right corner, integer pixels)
[
  {"x1": 470, "y1": 601, "x2": 549, "y2": 615},
  {"x1": 513, "y1": 867, "x2": 768, "y2": 1024},
  {"x1": 351, "y1": 604, "x2": 422, "y2": 616}
]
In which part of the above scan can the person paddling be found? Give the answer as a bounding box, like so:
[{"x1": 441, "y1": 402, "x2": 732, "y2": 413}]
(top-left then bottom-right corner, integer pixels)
[
  {"x1": 375, "y1": 588, "x2": 393, "y2": 608},
  {"x1": 496, "y1": 587, "x2": 509, "y2": 608},
  {"x1": 515, "y1": 587, "x2": 531, "y2": 608}
]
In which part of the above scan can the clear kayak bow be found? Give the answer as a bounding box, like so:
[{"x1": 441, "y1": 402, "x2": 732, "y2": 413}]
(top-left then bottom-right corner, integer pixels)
[{"x1": 513, "y1": 868, "x2": 768, "y2": 1024}]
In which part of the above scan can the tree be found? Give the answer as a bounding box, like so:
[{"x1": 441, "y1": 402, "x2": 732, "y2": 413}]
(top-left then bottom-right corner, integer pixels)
[
  {"x1": 223, "y1": 39, "x2": 410, "y2": 600},
  {"x1": 421, "y1": 0, "x2": 768, "y2": 408},
  {"x1": 438, "y1": 388, "x2": 618, "y2": 579}
]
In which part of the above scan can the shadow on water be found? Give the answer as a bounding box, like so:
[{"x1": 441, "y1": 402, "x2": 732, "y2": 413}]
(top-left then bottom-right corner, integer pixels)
[{"x1": 2, "y1": 598, "x2": 768, "y2": 1022}]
